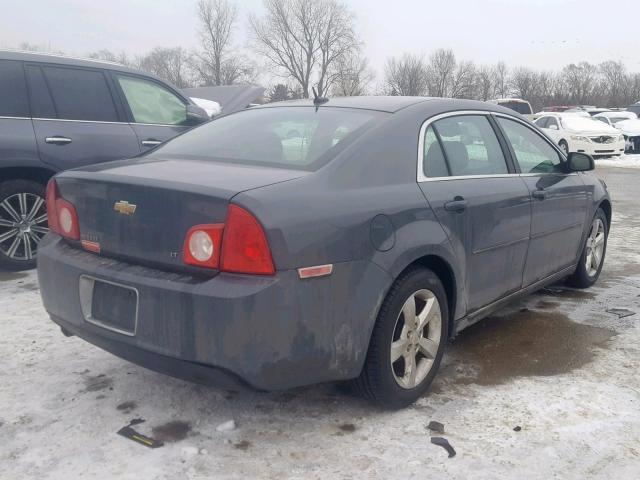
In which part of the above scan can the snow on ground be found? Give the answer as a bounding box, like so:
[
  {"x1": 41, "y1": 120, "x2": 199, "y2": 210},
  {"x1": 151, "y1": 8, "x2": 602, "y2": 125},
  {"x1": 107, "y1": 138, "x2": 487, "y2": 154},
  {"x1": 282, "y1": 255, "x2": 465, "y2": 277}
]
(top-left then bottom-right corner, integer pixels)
[
  {"x1": 1, "y1": 167, "x2": 639, "y2": 479},
  {"x1": 596, "y1": 153, "x2": 640, "y2": 169}
]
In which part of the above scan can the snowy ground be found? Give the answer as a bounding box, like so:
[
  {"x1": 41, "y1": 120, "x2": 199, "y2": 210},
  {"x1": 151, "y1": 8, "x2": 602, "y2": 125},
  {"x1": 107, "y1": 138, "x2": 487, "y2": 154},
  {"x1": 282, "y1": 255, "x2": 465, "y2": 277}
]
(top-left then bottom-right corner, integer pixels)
[
  {"x1": 596, "y1": 153, "x2": 640, "y2": 169},
  {"x1": 1, "y1": 167, "x2": 639, "y2": 480}
]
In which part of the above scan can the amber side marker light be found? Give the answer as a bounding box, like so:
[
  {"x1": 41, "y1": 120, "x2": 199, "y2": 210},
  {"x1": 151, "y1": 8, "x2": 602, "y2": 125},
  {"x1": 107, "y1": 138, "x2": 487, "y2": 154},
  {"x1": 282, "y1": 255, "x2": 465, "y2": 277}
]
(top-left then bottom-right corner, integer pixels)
[
  {"x1": 81, "y1": 240, "x2": 101, "y2": 254},
  {"x1": 298, "y1": 264, "x2": 333, "y2": 279}
]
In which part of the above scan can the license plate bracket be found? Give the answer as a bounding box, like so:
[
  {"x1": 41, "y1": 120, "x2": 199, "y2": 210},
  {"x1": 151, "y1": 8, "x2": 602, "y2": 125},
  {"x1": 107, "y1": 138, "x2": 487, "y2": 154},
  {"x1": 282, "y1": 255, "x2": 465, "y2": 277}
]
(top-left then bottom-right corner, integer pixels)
[{"x1": 79, "y1": 275, "x2": 138, "y2": 336}]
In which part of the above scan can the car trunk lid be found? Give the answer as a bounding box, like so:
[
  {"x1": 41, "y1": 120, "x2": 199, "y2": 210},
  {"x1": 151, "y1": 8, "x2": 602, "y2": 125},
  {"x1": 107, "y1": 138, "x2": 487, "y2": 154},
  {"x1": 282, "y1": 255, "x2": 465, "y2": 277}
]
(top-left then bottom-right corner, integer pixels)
[{"x1": 55, "y1": 157, "x2": 306, "y2": 272}]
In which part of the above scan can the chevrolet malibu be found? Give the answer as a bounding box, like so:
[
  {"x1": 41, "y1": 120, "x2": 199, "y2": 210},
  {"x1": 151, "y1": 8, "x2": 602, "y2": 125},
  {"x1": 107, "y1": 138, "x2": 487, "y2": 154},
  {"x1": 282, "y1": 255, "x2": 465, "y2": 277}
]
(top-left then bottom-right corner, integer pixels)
[{"x1": 37, "y1": 97, "x2": 610, "y2": 408}]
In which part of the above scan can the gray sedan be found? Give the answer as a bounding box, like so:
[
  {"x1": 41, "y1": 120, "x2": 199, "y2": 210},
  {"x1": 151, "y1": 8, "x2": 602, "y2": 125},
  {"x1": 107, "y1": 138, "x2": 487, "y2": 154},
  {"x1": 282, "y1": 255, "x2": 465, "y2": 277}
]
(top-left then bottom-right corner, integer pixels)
[{"x1": 37, "y1": 97, "x2": 610, "y2": 408}]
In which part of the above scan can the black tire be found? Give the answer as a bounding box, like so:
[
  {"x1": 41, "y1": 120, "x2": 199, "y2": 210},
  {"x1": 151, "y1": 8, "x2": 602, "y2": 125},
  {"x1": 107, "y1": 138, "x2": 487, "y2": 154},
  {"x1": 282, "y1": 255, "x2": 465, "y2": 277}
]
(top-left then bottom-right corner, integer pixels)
[
  {"x1": 559, "y1": 140, "x2": 569, "y2": 155},
  {"x1": 566, "y1": 208, "x2": 608, "y2": 288},
  {"x1": 353, "y1": 266, "x2": 449, "y2": 409},
  {"x1": 0, "y1": 179, "x2": 48, "y2": 271}
]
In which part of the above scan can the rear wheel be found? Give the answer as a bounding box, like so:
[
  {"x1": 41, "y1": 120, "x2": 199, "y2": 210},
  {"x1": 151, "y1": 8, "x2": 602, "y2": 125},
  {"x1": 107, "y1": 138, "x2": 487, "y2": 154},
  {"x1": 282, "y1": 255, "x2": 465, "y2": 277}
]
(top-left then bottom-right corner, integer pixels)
[
  {"x1": 353, "y1": 267, "x2": 448, "y2": 409},
  {"x1": 0, "y1": 180, "x2": 49, "y2": 271},
  {"x1": 567, "y1": 208, "x2": 608, "y2": 288}
]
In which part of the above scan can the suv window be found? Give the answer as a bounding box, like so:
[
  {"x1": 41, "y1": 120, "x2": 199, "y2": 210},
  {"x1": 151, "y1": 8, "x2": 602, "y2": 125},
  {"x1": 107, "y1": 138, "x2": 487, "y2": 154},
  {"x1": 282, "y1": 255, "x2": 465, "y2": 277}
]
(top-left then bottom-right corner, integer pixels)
[
  {"x1": 0, "y1": 60, "x2": 28, "y2": 117},
  {"x1": 497, "y1": 117, "x2": 563, "y2": 174},
  {"x1": 422, "y1": 126, "x2": 449, "y2": 177},
  {"x1": 432, "y1": 115, "x2": 508, "y2": 176},
  {"x1": 116, "y1": 75, "x2": 186, "y2": 125},
  {"x1": 40, "y1": 66, "x2": 119, "y2": 122}
]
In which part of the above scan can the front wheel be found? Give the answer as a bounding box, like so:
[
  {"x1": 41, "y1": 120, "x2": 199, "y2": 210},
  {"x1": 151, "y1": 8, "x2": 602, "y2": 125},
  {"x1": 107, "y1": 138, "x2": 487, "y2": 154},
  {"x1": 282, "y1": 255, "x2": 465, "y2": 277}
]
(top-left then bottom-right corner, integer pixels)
[
  {"x1": 559, "y1": 140, "x2": 569, "y2": 155},
  {"x1": 353, "y1": 267, "x2": 449, "y2": 409},
  {"x1": 0, "y1": 180, "x2": 49, "y2": 271},
  {"x1": 567, "y1": 208, "x2": 608, "y2": 288}
]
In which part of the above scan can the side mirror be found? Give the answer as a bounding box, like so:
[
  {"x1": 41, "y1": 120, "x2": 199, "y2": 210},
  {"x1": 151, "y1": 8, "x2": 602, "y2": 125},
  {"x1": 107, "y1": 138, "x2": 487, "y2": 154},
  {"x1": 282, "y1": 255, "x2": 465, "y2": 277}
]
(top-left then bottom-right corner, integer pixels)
[
  {"x1": 567, "y1": 152, "x2": 595, "y2": 172},
  {"x1": 186, "y1": 104, "x2": 210, "y2": 125},
  {"x1": 548, "y1": 124, "x2": 559, "y2": 130}
]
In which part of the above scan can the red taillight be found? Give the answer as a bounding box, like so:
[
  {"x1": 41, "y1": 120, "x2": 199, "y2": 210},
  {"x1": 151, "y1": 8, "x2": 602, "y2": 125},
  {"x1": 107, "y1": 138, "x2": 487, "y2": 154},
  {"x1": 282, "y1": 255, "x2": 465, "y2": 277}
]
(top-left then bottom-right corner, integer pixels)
[
  {"x1": 45, "y1": 179, "x2": 80, "y2": 240},
  {"x1": 220, "y1": 205, "x2": 275, "y2": 275},
  {"x1": 182, "y1": 204, "x2": 275, "y2": 275},
  {"x1": 183, "y1": 224, "x2": 224, "y2": 268}
]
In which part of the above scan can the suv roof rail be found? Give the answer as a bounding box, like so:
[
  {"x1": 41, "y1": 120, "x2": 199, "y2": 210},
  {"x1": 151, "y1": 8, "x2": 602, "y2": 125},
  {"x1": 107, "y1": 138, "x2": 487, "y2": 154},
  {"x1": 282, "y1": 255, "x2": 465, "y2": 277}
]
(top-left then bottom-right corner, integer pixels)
[{"x1": 0, "y1": 49, "x2": 126, "y2": 67}]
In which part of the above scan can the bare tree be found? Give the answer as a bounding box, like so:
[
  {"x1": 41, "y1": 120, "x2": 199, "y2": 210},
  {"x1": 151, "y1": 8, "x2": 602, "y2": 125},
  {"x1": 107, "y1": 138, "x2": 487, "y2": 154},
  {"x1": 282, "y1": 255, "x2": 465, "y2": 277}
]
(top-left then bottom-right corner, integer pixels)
[
  {"x1": 250, "y1": 0, "x2": 358, "y2": 98},
  {"x1": 450, "y1": 60, "x2": 477, "y2": 99},
  {"x1": 492, "y1": 61, "x2": 510, "y2": 98},
  {"x1": 427, "y1": 48, "x2": 456, "y2": 97},
  {"x1": 137, "y1": 47, "x2": 194, "y2": 88},
  {"x1": 87, "y1": 49, "x2": 131, "y2": 65},
  {"x1": 599, "y1": 60, "x2": 628, "y2": 107},
  {"x1": 476, "y1": 65, "x2": 495, "y2": 101},
  {"x1": 384, "y1": 54, "x2": 429, "y2": 96},
  {"x1": 331, "y1": 51, "x2": 374, "y2": 96},
  {"x1": 195, "y1": 0, "x2": 249, "y2": 86}
]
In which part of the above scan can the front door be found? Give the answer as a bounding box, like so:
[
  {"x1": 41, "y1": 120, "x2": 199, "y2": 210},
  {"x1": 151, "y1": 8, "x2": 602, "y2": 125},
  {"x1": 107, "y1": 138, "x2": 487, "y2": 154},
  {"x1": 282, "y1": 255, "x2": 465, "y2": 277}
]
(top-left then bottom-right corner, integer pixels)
[
  {"x1": 418, "y1": 114, "x2": 531, "y2": 312},
  {"x1": 26, "y1": 64, "x2": 140, "y2": 171},
  {"x1": 495, "y1": 116, "x2": 588, "y2": 286},
  {"x1": 111, "y1": 73, "x2": 192, "y2": 152}
]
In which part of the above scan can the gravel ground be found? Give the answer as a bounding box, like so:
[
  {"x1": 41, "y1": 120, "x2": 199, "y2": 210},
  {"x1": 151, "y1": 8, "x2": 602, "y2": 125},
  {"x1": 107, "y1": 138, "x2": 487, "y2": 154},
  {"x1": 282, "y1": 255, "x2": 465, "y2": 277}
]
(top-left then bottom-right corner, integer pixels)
[{"x1": 1, "y1": 166, "x2": 639, "y2": 480}]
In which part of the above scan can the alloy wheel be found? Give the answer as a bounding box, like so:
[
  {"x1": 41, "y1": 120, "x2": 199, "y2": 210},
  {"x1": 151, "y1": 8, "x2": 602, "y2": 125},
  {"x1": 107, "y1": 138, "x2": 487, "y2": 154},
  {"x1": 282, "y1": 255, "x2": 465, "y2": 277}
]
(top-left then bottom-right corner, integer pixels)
[
  {"x1": 585, "y1": 217, "x2": 605, "y2": 277},
  {"x1": 390, "y1": 289, "x2": 442, "y2": 389},
  {"x1": 0, "y1": 193, "x2": 49, "y2": 261}
]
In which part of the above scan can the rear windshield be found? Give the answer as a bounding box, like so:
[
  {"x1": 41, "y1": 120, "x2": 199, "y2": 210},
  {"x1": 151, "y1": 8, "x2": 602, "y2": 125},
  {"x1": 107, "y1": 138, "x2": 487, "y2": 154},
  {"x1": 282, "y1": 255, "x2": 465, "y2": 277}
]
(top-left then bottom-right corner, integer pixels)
[
  {"x1": 499, "y1": 101, "x2": 532, "y2": 115},
  {"x1": 152, "y1": 106, "x2": 386, "y2": 171}
]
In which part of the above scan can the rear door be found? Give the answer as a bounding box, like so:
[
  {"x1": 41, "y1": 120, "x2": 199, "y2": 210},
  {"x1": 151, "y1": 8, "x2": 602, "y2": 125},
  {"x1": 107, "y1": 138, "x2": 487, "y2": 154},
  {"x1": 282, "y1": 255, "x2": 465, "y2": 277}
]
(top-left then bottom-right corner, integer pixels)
[
  {"x1": 418, "y1": 113, "x2": 531, "y2": 312},
  {"x1": 495, "y1": 116, "x2": 588, "y2": 285},
  {"x1": 110, "y1": 73, "x2": 191, "y2": 151},
  {"x1": 26, "y1": 64, "x2": 140, "y2": 171}
]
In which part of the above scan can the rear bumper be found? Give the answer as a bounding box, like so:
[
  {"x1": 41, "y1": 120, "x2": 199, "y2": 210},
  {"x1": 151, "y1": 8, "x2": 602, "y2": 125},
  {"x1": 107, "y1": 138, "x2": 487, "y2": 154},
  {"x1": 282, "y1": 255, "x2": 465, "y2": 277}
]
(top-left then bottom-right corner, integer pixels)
[{"x1": 37, "y1": 236, "x2": 390, "y2": 390}]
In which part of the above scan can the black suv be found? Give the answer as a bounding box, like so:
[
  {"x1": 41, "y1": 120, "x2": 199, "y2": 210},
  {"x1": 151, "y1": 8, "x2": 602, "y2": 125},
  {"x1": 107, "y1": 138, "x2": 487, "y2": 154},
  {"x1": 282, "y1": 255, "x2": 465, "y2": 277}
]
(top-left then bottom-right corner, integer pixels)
[{"x1": 0, "y1": 51, "x2": 208, "y2": 270}]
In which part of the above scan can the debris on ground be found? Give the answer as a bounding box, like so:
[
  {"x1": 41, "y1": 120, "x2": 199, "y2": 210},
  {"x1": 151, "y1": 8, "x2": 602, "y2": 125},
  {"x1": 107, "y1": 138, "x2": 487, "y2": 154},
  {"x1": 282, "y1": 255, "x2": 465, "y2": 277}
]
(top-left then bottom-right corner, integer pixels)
[
  {"x1": 427, "y1": 421, "x2": 445, "y2": 434},
  {"x1": 513, "y1": 426, "x2": 522, "y2": 432},
  {"x1": 605, "y1": 308, "x2": 636, "y2": 318},
  {"x1": 430, "y1": 437, "x2": 456, "y2": 458},
  {"x1": 117, "y1": 419, "x2": 163, "y2": 449},
  {"x1": 216, "y1": 420, "x2": 237, "y2": 432}
]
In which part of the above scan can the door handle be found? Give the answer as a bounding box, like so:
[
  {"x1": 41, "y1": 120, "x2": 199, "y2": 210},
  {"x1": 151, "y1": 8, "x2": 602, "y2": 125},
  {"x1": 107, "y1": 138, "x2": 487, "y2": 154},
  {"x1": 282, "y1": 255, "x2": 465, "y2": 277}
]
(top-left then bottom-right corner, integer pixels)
[
  {"x1": 532, "y1": 189, "x2": 547, "y2": 200},
  {"x1": 45, "y1": 136, "x2": 72, "y2": 145},
  {"x1": 141, "y1": 139, "x2": 162, "y2": 147},
  {"x1": 444, "y1": 197, "x2": 468, "y2": 212}
]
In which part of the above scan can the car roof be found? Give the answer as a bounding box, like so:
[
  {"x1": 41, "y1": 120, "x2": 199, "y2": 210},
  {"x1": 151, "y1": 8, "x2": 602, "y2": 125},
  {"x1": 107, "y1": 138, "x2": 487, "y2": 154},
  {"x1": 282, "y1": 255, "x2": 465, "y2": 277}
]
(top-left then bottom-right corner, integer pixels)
[
  {"x1": 595, "y1": 111, "x2": 636, "y2": 118},
  {"x1": 0, "y1": 49, "x2": 153, "y2": 77},
  {"x1": 256, "y1": 96, "x2": 437, "y2": 113}
]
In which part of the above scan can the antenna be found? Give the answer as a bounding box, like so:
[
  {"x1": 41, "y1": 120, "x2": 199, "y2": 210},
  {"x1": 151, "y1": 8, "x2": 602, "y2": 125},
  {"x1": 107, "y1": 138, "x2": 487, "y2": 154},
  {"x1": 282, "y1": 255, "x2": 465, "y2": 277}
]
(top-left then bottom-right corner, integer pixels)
[{"x1": 312, "y1": 86, "x2": 329, "y2": 106}]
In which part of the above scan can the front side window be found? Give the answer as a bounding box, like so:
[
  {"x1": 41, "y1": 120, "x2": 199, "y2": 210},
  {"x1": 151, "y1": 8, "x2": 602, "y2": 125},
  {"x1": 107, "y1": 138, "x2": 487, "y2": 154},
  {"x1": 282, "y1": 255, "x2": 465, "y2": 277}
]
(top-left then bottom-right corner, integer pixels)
[
  {"x1": 432, "y1": 115, "x2": 508, "y2": 176},
  {"x1": 153, "y1": 106, "x2": 385, "y2": 170},
  {"x1": 535, "y1": 117, "x2": 549, "y2": 129},
  {"x1": 546, "y1": 117, "x2": 559, "y2": 129},
  {"x1": 41, "y1": 66, "x2": 118, "y2": 122},
  {"x1": 117, "y1": 75, "x2": 186, "y2": 125},
  {"x1": 0, "y1": 60, "x2": 28, "y2": 117},
  {"x1": 497, "y1": 117, "x2": 563, "y2": 174}
]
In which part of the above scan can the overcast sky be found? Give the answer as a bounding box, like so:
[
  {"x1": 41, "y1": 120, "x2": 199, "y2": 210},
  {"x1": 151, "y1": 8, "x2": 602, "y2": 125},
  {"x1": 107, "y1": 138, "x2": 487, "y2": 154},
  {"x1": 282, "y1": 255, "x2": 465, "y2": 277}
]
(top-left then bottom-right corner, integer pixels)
[{"x1": 2, "y1": 0, "x2": 640, "y2": 80}]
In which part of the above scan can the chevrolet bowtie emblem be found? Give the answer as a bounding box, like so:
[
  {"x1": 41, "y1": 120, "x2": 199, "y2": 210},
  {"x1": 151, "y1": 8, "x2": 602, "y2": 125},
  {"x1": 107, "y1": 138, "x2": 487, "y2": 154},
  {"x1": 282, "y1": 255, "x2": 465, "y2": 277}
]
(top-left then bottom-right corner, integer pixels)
[{"x1": 114, "y1": 200, "x2": 137, "y2": 215}]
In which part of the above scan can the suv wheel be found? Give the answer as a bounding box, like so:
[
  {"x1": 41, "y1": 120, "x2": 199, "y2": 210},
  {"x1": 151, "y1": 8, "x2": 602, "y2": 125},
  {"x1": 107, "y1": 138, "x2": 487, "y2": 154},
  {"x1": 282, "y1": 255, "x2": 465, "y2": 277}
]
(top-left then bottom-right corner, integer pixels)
[
  {"x1": 353, "y1": 267, "x2": 449, "y2": 409},
  {"x1": 0, "y1": 180, "x2": 49, "y2": 271}
]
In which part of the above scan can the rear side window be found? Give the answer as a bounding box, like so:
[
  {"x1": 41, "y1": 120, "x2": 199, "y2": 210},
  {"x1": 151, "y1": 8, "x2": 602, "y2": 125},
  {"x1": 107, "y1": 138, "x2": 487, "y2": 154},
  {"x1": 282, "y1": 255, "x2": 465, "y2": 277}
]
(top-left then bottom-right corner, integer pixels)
[
  {"x1": 497, "y1": 117, "x2": 563, "y2": 174},
  {"x1": 433, "y1": 115, "x2": 508, "y2": 176},
  {"x1": 422, "y1": 126, "x2": 449, "y2": 177},
  {"x1": 41, "y1": 66, "x2": 118, "y2": 122},
  {"x1": 116, "y1": 75, "x2": 186, "y2": 125},
  {"x1": 0, "y1": 60, "x2": 28, "y2": 117},
  {"x1": 153, "y1": 106, "x2": 385, "y2": 171}
]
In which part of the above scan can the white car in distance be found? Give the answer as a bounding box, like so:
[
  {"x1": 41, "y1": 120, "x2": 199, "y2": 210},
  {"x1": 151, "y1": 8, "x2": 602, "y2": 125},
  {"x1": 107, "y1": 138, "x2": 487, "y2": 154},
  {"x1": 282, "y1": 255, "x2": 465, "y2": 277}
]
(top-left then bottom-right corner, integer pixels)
[
  {"x1": 534, "y1": 113, "x2": 625, "y2": 158},
  {"x1": 593, "y1": 111, "x2": 637, "y2": 127}
]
